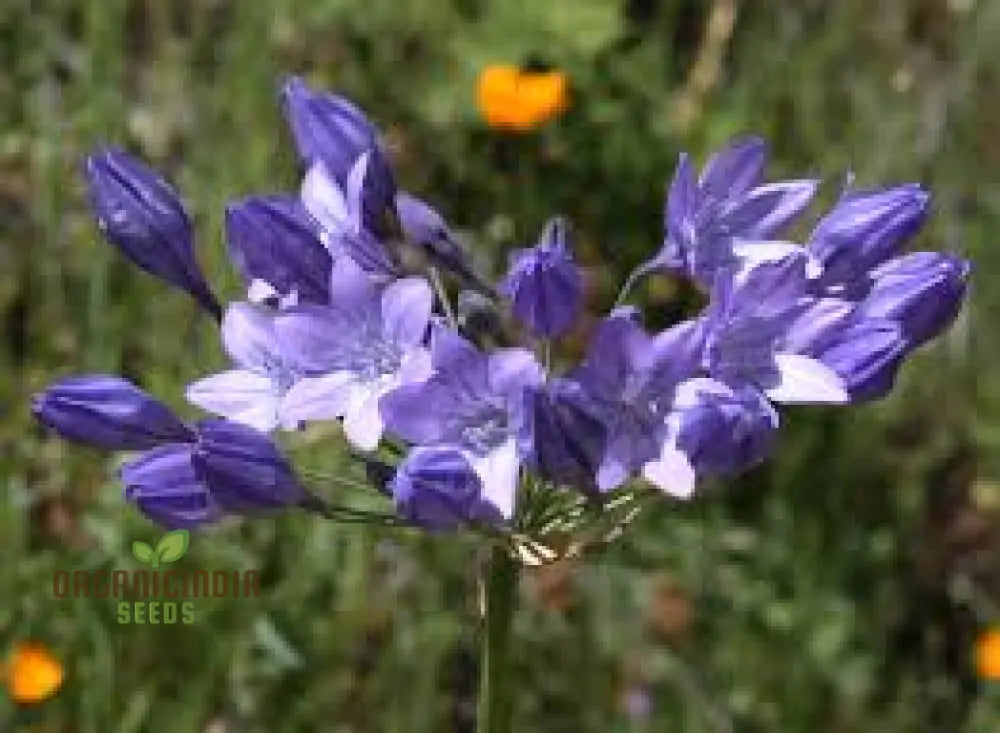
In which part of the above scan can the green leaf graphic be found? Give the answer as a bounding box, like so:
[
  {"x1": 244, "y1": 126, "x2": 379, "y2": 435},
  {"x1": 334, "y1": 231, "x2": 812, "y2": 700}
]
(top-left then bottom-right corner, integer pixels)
[
  {"x1": 131, "y1": 541, "x2": 154, "y2": 565},
  {"x1": 155, "y1": 529, "x2": 190, "y2": 564}
]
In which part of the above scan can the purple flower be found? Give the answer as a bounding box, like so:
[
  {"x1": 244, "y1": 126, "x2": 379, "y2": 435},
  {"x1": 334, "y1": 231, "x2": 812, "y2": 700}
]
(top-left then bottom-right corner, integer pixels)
[
  {"x1": 567, "y1": 308, "x2": 702, "y2": 491},
  {"x1": 84, "y1": 148, "x2": 221, "y2": 319},
  {"x1": 500, "y1": 217, "x2": 583, "y2": 338},
  {"x1": 380, "y1": 326, "x2": 543, "y2": 518},
  {"x1": 519, "y1": 379, "x2": 606, "y2": 492},
  {"x1": 275, "y1": 259, "x2": 434, "y2": 451},
  {"x1": 395, "y1": 191, "x2": 483, "y2": 288},
  {"x1": 649, "y1": 137, "x2": 818, "y2": 289},
  {"x1": 225, "y1": 195, "x2": 332, "y2": 306},
  {"x1": 807, "y1": 183, "x2": 930, "y2": 296},
  {"x1": 701, "y1": 255, "x2": 849, "y2": 404},
  {"x1": 860, "y1": 252, "x2": 971, "y2": 349},
  {"x1": 301, "y1": 155, "x2": 398, "y2": 277},
  {"x1": 191, "y1": 419, "x2": 308, "y2": 512},
  {"x1": 121, "y1": 444, "x2": 222, "y2": 529},
  {"x1": 643, "y1": 378, "x2": 778, "y2": 497},
  {"x1": 32, "y1": 375, "x2": 193, "y2": 450},
  {"x1": 186, "y1": 303, "x2": 300, "y2": 432},
  {"x1": 280, "y1": 76, "x2": 394, "y2": 232},
  {"x1": 390, "y1": 446, "x2": 503, "y2": 530}
]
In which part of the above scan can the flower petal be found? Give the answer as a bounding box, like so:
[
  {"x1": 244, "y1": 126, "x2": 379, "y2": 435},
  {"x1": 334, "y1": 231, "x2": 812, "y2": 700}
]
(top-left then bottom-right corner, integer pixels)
[
  {"x1": 185, "y1": 370, "x2": 280, "y2": 431},
  {"x1": 766, "y1": 354, "x2": 849, "y2": 404}
]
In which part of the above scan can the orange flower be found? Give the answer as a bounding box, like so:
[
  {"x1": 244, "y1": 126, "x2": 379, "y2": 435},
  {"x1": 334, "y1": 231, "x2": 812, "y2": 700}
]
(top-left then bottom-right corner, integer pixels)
[
  {"x1": 476, "y1": 65, "x2": 569, "y2": 131},
  {"x1": 976, "y1": 628, "x2": 1000, "y2": 679},
  {"x1": 2, "y1": 642, "x2": 64, "y2": 704}
]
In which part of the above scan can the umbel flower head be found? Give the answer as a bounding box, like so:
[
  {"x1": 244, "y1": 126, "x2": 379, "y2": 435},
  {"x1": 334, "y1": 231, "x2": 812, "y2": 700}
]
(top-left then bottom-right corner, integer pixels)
[{"x1": 34, "y1": 76, "x2": 971, "y2": 560}]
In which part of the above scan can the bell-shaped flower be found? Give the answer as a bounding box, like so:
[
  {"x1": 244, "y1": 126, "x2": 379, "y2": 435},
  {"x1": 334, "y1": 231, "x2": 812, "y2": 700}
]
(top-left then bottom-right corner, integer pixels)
[
  {"x1": 807, "y1": 183, "x2": 930, "y2": 295},
  {"x1": 701, "y1": 254, "x2": 849, "y2": 404},
  {"x1": 380, "y1": 326, "x2": 543, "y2": 519},
  {"x1": 280, "y1": 76, "x2": 394, "y2": 231},
  {"x1": 643, "y1": 378, "x2": 778, "y2": 498},
  {"x1": 807, "y1": 319, "x2": 908, "y2": 402},
  {"x1": 390, "y1": 446, "x2": 504, "y2": 531},
  {"x1": 499, "y1": 217, "x2": 583, "y2": 338},
  {"x1": 186, "y1": 303, "x2": 301, "y2": 432},
  {"x1": 275, "y1": 259, "x2": 434, "y2": 451},
  {"x1": 395, "y1": 191, "x2": 484, "y2": 288},
  {"x1": 566, "y1": 308, "x2": 703, "y2": 491},
  {"x1": 32, "y1": 375, "x2": 193, "y2": 450},
  {"x1": 860, "y1": 251, "x2": 971, "y2": 349},
  {"x1": 225, "y1": 195, "x2": 332, "y2": 306},
  {"x1": 301, "y1": 154, "x2": 398, "y2": 277},
  {"x1": 645, "y1": 137, "x2": 818, "y2": 289},
  {"x1": 84, "y1": 148, "x2": 221, "y2": 319},
  {"x1": 121, "y1": 444, "x2": 222, "y2": 529}
]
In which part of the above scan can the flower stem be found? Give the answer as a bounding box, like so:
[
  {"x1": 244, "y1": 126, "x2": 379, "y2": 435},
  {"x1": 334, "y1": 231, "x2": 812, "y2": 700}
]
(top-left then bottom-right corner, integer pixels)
[{"x1": 477, "y1": 545, "x2": 518, "y2": 733}]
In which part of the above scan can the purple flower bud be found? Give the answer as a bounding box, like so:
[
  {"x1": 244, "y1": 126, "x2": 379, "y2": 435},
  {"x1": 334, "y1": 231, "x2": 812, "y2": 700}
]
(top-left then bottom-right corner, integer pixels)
[
  {"x1": 809, "y1": 184, "x2": 930, "y2": 291},
  {"x1": 225, "y1": 195, "x2": 332, "y2": 305},
  {"x1": 121, "y1": 444, "x2": 222, "y2": 529},
  {"x1": 390, "y1": 446, "x2": 503, "y2": 531},
  {"x1": 812, "y1": 320, "x2": 908, "y2": 402},
  {"x1": 280, "y1": 76, "x2": 394, "y2": 231},
  {"x1": 500, "y1": 217, "x2": 583, "y2": 338},
  {"x1": 32, "y1": 375, "x2": 193, "y2": 450},
  {"x1": 192, "y1": 419, "x2": 307, "y2": 513},
  {"x1": 395, "y1": 191, "x2": 483, "y2": 288},
  {"x1": 862, "y1": 252, "x2": 971, "y2": 348},
  {"x1": 83, "y1": 148, "x2": 221, "y2": 319},
  {"x1": 519, "y1": 379, "x2": 606, "y2": 492}
]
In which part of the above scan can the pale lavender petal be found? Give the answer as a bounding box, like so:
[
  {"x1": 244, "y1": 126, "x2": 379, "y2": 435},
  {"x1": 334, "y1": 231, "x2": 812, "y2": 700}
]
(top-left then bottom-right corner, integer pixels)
[
  {"x1": 468, "y1": 439, "x2": 519, "y2": 519},
  {"x1": 766, "y1": 354, "x2": 849, "y2": 404},
  {"x1": 381, "y1": 277, "x2": 433, "y2": 346},
  {"x1": 185, "y1": 370, "x2": 280, "y2": 431},
  {"x1": 221, "y1": 303, "x2": 280, "y2": 372},
  {"x1": 280, "y1": 371, "x2": 356, "y2": 422}
]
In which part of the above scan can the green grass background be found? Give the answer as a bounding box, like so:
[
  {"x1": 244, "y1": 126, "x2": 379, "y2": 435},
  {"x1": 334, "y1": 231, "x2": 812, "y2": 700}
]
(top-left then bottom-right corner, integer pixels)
[{"x1": 2, "y1": 0, "x2": 1000, "y2": 730}]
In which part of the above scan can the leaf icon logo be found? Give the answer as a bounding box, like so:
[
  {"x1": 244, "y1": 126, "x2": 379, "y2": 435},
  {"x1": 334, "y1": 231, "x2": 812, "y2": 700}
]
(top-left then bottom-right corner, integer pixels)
[{"x1": 131, "y1": 530, "x2": 190, "y2": 568}]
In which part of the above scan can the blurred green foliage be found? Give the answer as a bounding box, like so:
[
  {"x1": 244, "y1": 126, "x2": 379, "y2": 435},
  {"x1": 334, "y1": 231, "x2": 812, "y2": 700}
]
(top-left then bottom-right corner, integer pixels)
[{"x1": 2, "y1": 0, "x2": 999, "y2": 730}]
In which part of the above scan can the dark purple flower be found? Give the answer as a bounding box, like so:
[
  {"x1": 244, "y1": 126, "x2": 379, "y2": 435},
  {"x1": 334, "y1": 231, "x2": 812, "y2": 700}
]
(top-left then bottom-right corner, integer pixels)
[
  {"x1": 568, "y1": 308, "x2": 702, "y2": 490},
  {"x1": 648, "y1": 137, "x2": 818, "y2": 289},
  {"x1": 380, "y1": 325, "x2": 542, "y2": 518},
  {"x1": 644, "y1": 378, "x2": 778, "y2": 496},
  {"x1": 395, "y1": 191, "x2": 484, "y2": 288},
  {"x1": 500, "y1": 217, "x2": 583, "y2": 338},
  {"x1": 192, "y1": 419, "x2": 308, "y2": 513},
  {"x1": 32, "y1": 375, "x2": 193, "y2": 450},
  {"x1": 519, "y1": 379, "x2": 606, "y2": 492},
  {"x1": 225, "y1": 195, "x2": 332, "y2": 306},
  {"x1": 280, "y1": 76, "x2": 394, "y2": 231},
  {"x1": 121, "y1": 444, "x2": 222, "y2": 529},
  {"x1": 808, "y1": 183, "x2": 930, "y2": 296},
  {"x1": 861, "y1": 252, "x2": 971, "y2": 348},
  {"x1": 84, "y1": 148, "x2": 221, "y2": 319},
  {"x1": 390, "y1": 446, "x2": 503, "y2": 530}
]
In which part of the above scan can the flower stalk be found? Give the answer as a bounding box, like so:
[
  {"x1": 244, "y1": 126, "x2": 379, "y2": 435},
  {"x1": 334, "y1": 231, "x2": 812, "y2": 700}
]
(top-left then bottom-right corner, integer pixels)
[{"x1": 477, "y1": 545, "x2": 518, "y2": 733}]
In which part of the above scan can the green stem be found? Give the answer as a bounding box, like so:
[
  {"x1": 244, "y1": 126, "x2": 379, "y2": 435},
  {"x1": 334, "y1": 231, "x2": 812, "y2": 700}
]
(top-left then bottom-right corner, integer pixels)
[{"x1": 477, "y1": 546, "x2": 518, "y2": 733}]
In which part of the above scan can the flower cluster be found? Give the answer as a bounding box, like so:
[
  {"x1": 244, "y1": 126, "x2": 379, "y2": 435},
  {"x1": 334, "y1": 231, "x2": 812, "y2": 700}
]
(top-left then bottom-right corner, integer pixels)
[{"x1": 33, "y1": 77, "x2": 970, "y2": 544}]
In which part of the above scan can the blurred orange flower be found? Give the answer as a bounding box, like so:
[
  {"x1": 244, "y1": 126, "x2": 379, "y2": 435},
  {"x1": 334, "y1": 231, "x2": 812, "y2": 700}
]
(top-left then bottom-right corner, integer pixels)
[
  {"x1": 976, "y1": 628, "x2": 1000, "y2": 679},
  {"x1": 476, "y1": 65, "x2": 569, "y2": 131},
  {"x1": 2, "y1": 642, "x2": 64, "y2": 704}
]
